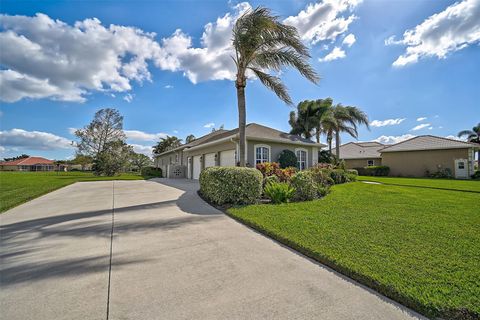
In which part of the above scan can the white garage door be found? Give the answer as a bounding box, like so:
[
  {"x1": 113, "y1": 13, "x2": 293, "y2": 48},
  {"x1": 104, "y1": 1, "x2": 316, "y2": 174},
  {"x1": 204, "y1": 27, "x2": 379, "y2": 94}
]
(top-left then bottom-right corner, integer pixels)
[
  {"x1": 204, "y1": 153, "x2": 216, "y2": 168},
  {"x1": 220, "y1": 150, "x2": 236, "y2": 167},
  {"x1": 193, "y1": 156, "x2": 202, "y2": 180}
]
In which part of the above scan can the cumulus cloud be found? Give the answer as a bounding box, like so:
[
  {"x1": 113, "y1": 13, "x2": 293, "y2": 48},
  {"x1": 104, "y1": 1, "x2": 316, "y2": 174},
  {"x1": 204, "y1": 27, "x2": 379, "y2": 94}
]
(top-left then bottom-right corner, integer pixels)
[
  {"x1": 164, "y1": 85, "x2": 174, "y2": 89},
  {"x1": 411, "y1": 123, "x2": 431, "y2": 131},
  {"x1": 386, "y1": 0, "x2": 480, "y2": 67},
  {"x1": 342, "y1": 33, "x2": 356, "y2": 47},
  {"x1": 203, "y1": 122, "x2": 215, "y2": 128},
  {"x1": 416, "y1": 117, "x2": 427, "y2": 121},
  {"x1": 284, "y1": 0, "x2": 361, "y2": 44},
  {"x1": 370, "y1": 118, "x2": 406, "y2": 127},
  {"x1": 130, "y1": 143, "x2": 153, "y2": 156},
  {"x1": 374, "y1": 134, "x2": 415, "y2": 144},
  {"x1": 0, "y1": 128, "x2": 73, "y2": 150},
  {"x1": 319, "y1": 46, "x2": 346, "y2": 62},
  {"x1": 445, "y1": 135, "x2": 467, "y2": 141},
  {"x1": 124, "y1": 130, "x2": 167, "y2": 141}
]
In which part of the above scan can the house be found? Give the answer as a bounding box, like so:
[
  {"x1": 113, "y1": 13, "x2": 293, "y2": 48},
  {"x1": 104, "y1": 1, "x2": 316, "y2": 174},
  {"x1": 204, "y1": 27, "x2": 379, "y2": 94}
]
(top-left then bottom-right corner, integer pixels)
[
  {"x1": 0, "y1": 156, "x2": 66, "y2": 171},
  {"x1": 154, "y1": 123, "x2": 325, "y2": 179},
  {"x1": 379, "y1": 135, "x2": 477, "y2": 179},
  {"x1": 338, "y1": 142, "x2": 384, "y2": 169}
]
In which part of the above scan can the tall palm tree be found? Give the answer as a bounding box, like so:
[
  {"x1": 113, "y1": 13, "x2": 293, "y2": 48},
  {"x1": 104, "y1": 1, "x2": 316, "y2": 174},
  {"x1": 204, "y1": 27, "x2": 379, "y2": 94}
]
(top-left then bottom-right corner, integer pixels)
[
  {"x1": 289, "y1": 100, "x2": 318, "y2": 140},
  {"x1": 153, "y1": 136, "x2": 182, "y2": 154},
  {"x1": 232, "y1": 7, "x2": 319, "y2": 166},
  {"x1": 185, "y1": 134, "x2": 196, "y2": 144},
  {"x1": 458, "y1": 122, "x2": 480, "y2": 166}
]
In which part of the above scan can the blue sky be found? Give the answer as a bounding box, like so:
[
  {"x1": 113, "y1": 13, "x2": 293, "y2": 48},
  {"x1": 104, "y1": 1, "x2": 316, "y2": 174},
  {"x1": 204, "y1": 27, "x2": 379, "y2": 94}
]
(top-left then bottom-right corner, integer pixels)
[{"x1": 0, "y1": 0, "x2": 478, "y2": 159}]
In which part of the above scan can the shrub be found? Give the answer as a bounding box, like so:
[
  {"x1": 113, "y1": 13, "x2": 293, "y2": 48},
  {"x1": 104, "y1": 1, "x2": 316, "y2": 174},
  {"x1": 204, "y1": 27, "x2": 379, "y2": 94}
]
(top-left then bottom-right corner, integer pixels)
[
  {"x1": 359, "y1": 165, "x2": 390, "y2": 176},
  {"x1": 316, "y1": 185, "x2": 330, "y2": 197},
  {"x1": 278, "y1": 150, "x2": 298, "y2": 169},
  {"x1": 263, "y1": 175, "x2": 279, "y2": 188},
  {"x1": 256, "y1": 162, "x2": 280, "y2": 177},
  {"x1": 472, "y1": 171, "x2": 480, "y2": 179},
  {"x1": 200, "y1": 167, "x2": 263, "y2": 205},
  {"x1": 318, "y1": 150, "x2": 336, "y2": 164},
  {"x1": 290, "y1": 171, "x2": 318, "y2": 201},
  {"x1": 141, "y1": 166, "x2": 162, "y2": 178},
  {"x1": 264, "y1": 182, "x2": 295, "y2": 204},
  {"x1": 309, "y1": 167, "x2": 335, "y2": 187},
  {"x1": 275, "y1": 167, "x2": 297, "y2": 182},
  {"x1": 426, "y1": 168, "x2": 453, "y2": 179}
]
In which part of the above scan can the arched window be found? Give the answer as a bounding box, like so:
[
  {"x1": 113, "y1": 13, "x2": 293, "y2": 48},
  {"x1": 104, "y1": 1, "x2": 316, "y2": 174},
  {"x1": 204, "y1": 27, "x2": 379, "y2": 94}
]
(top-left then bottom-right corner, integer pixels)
[
  {"x1": 295, "y1": 148, "x2": 308, "y2": 170},
  {"x1": 255, "y1": 144, "x2": 271, "y2": 164}
]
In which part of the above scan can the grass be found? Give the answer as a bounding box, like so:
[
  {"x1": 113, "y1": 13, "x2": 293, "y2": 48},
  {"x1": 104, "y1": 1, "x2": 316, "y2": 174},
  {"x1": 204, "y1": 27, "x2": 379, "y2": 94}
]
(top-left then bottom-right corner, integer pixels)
[
  {"x1": 357, "y1": 175, "x2": 480, "y2": 193},
  {"x1": 0, "y1": 171, "x2": 146, "y2": 213},
  {"x1": 227, "y1": 180, "x2": 480, "y2": 319}
]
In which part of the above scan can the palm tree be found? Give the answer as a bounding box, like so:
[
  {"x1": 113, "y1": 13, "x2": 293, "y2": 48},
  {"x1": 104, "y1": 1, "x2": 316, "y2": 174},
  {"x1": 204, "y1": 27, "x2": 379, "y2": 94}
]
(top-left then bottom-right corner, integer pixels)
[
  {"x1": 153, "y1": 136, "x2": 182, "y2": 154},
  {"x1": 458, "y1": 122, "x2": 480, "y2": 166},
  {"x1": 289, "y1": 100, "x2": 318, "y2": 140},
  {"x1": 232, "y1": 7, "x2": 319, "y2": 166},
  {"x1": 185, "y1": 134, "x2": 196, "y2": 144}
]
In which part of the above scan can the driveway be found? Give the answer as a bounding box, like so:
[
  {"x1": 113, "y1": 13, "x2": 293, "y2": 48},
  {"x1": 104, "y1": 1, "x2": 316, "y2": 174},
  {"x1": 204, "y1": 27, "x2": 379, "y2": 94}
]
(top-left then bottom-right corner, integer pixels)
[{"x1": 0, "y1": 179, "x2": 424, "y2": 320}]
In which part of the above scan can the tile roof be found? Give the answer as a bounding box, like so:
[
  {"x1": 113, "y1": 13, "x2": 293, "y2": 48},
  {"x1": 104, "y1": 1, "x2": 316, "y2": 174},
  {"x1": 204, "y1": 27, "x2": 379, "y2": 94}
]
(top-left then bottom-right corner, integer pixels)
[
  {"x1": 0, "y1": 156, "x2": 54, "y2": 166},
  {"x1": 380, "y1": 135, "x2": 477, "y2": 153},
  {"x1": 339, "y1": 142, "x2": 384, "y2": 159}
]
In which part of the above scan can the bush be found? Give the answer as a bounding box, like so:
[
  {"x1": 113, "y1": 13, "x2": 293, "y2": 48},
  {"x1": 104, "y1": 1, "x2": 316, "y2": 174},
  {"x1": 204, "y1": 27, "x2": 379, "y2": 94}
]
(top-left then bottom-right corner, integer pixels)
[
  {"x1": 264, "y1": 175, "x2": 280, "y2": 187},
  {"x1": 472, "y1": 171, "x2": 480, "y2": 179},
  {"x1": 426, "y1": 168, "x2": 452, "y2": 179},
  {"x1": 200, "y1": 167, "x2": 263, "y2": 205},
  {"x1": 278, "y1": 150, "x2": 297, "y2": 169},
  {"x1": 309, "y1": 167, "x2": 335, "y2": 187},
  {"x1": 358, "y1": 165, "x2": 390, "y2": 176},
  {"x1": 264, "y1": 182, "x2": 295, "y2": 204},
  {"x1": 316, "y1": 185, "x2": 330, "y2": 197},
  {"x1": 141, "y1": 166, "x2": 162, "y2": 178},
  {"x1": 290, "y1": 171, "x2": 318, "y2": 201},
  {"x1": 256, "y1": 162, "x2": 280, "y2": 177},
  {"x1": 275, "y1": 167, "x2": 297, "y2": 182}
]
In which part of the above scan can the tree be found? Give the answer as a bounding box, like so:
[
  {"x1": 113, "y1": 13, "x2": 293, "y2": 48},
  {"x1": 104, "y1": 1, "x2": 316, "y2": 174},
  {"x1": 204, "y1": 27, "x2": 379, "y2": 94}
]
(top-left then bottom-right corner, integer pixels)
[
  {"x1": 93, "y1": 141, "x2": 132, "y2": 176},
  {"x1": 129, "y1": 152, "x2": 152, "y2": 172},
  {"x1": 458, "y1": 122, "x2": 480, "y2": 166},
  {"x1": 185, "y1": 134, "x2": 196, "y2": 144},
  {"x1": 153, "y1": 136, "x2": 182, "y2": 154},
  {"x1": 232, "y1": 7, "x2": 319, "y2": 166},
  {"x1": 289, "y1": 98, "x2": 332, "y2": 142},
  {"x1": 3, "y1": 154, "x2": 29, "y2": 162},
  {"x1": 72, "y1": 154, "x2": 94, "y2": 171},
  {"x1": 75, "y1": 108, "x2": 126, "y2": 158}
]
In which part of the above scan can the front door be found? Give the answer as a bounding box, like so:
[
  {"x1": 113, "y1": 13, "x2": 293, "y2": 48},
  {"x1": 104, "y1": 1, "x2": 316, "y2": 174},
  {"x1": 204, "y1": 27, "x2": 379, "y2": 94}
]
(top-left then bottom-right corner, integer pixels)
[{"x1": 454, "y1": 159, "x2": 468, "y2": 179}]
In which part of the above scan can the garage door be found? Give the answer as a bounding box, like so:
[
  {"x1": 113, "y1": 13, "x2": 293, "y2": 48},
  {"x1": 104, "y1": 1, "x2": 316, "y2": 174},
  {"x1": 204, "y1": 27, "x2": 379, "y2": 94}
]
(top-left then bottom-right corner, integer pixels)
[
  {"x1": 204, "y1": 153, "x2": 216, "y2": 168},
  {"x1": 193, "y1": 156, "x2": 202, "y2": 179},
  {"x1": 220, "y1": 150, "x2": 236, "y2": 167}
]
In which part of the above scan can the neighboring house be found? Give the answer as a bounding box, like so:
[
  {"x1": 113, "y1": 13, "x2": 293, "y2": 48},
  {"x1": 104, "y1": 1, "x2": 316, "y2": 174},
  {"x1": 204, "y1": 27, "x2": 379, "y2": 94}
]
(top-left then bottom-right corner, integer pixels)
[
  {"x1": 155, "y1": 123, "x2": 325, "y2": 179},
  {"x1": 0, "y1": 156, "x2": 66, "y2": 171},
  {"x1": 379, "y1": 135, "x2": 477, "y2": 179},
  {"x1": 338, "y1": 142, "x2": 384, "y2": 169}
]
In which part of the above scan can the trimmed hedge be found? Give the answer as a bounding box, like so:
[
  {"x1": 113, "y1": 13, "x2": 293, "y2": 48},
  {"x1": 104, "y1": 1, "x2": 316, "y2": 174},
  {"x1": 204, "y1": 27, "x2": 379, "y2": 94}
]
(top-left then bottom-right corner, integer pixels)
[
  {"x1": 356, "y1": 165, "x2": 390, "y2": 176},
  {"x1": 200, "y1": 167, "x2": 263, "y2": 205},
  {"x1": 290, "y1": 171, "x2": 317, "y2": 201},
  {"x1": 141, "y1": 166, "x2": 163, "y2": 178}
]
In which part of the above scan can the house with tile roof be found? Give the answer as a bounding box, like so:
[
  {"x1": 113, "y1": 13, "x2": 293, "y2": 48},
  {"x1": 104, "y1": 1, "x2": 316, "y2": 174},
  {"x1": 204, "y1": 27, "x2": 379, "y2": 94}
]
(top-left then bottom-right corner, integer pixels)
[
  {"x1": 0, "y1": 156, "x2": 64, "y2": 171},
  {"x1": 338, "y1": 141, "x2": 384, "y2": 169},
  {"x1": 154, "y1": 123, "x2": 325, "y2": 179}
]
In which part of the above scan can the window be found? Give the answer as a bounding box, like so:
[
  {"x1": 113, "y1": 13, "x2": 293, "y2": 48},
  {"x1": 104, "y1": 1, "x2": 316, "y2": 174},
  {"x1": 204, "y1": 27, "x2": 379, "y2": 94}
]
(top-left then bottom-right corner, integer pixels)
[
  {"x1": 367, "y1": 160, "x2": 374, "y2": 166},
  {"x1": 255, "y1": 145, "x2": 270, "y2": 164},
  {"x1": 458, "y1": 161, "x2": 465, "y2": 169},
  {"x1": 296, "y1": 148, "x2": 307, "y2": 170}
]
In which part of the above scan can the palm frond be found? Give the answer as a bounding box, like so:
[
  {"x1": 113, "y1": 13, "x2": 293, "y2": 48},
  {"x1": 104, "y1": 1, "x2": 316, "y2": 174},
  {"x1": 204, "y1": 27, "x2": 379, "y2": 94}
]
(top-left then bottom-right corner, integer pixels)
[
  {"x1": 249, "y1": 68, "x2": 292, "y2": 105},
  {"x1": 458, "y1": 130, "x2": 474, "y2": 138}
]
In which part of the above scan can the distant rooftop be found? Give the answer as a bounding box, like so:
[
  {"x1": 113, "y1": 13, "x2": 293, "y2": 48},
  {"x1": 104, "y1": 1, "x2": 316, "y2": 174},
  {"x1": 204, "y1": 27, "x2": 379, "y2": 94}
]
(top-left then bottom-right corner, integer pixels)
[
  {"x1": 339, "y1": 142, "x2": 385, "y2": 159},
  {"x1": 380, "y1": 135, "x2": 477, "y2": 153},
  {"x1": 0, "y1": 156, "x2": 54, "y2": 166}
]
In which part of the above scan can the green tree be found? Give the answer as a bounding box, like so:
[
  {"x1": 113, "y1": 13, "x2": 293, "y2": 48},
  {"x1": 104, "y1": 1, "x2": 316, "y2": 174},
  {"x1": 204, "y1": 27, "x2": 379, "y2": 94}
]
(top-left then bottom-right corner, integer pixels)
[
  {"x1": 153, "y1": 136, "x2": 183, "y2": 154},
  {"x1": 3, "y1": 154, "x2": 29, "y2": 162},
  {"x1": 93, "y1": 141, "x2": 132, "y2": 176},
  {"x1": 185, "y1": 134, "x2": 196, "y2": 144},
  {"x1": 289, "y1": 98, "x2": 332, "y2": 143},
  {"x1": 129, "y1": 152, "x2": 152, "y2": 172},
  {"x1": 458, "y1": 122, "x2": 480, "y2": 166},
  {"x1": 232, "y1": 7, "x2": 319, "y2": 166},
  {"x1": 72, "y1": 154, "x2": 94, "y2": 171}
]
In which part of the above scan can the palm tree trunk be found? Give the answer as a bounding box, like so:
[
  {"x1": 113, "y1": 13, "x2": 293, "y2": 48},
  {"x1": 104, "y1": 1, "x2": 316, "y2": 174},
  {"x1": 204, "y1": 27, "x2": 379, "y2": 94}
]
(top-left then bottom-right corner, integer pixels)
[
  {"x1": 328, "y1": 135, "x2": 332, "y2": 155},
  {"x1": 335, "y1": 130, "x2": 340, "y2": 159},
  {"x1": 315, "y1": 127, "x2": 320, "y2": 143},
  {"x1": 236, "y1": 82, "x2": 247, "y2": 167}
]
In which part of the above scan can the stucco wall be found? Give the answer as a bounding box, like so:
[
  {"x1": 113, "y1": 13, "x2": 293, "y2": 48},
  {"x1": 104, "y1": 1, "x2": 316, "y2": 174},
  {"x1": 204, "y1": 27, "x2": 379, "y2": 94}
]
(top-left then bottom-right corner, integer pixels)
[
  {"x1": 381, "y1": 148, "x2": 469, "y2": 177},
  {"x1": 246, "y1": 140, "x2": 318, "y2": 168},
  {"x1": 344, "y1": 158, "x2": 382, "y2": 169},
  {"x1": 183, "y1": 141, "x2": 237, "y2": 160},
  {"x1": 0, "y1": 165, "x2": 19, "y2": 171}
]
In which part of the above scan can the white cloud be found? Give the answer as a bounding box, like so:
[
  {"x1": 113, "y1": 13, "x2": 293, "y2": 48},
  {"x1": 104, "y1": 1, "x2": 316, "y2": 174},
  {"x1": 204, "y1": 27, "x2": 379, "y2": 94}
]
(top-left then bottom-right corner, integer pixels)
[
  {"x1": 0, "y1": 128, "x2": 73, "y2": 150},
  {"x1": 411, "y1": 123, "x2": 431, "y2": 131},
  {"x1": 374, "y1": 134, "x2": 415, "y2": 144},
  {"x1": 428, "y1": 126, "x2": 433, "y2": 130},
  {"x1": 123, "y1": 93, "x2": 134, "y2": 103},
  {"x1": 124, "y1": 130, "x2": 167, "y2": 141},
  {"x1": 0, "y1": 13, "x2": 168, "y2": 102},
  {"x1": 416, "y1": 117, "x2": 427, "y2": 121},
  {"x1": 342, "y1": 33, "x2": 356, "y2": 47},
  {"x1": 130, "y1": 144, "x2": 153, "y2": 156},
  {"x1": 445, "y1": 135, "x2": 467, "y2": 141},
  {"x1": 284, "y1": 0, "x2": 361, "y2": 44},
  {"x1": 319, "y1": 46, "x2": 346, "y2": 62},
  {"x1": 203, "y1": 122, "x2": 215, "y2": 128},
  {"x1": 387, "y1": 0, "x2": 480, "y2": 67},
  {"x1": 370, "y1": 118, "x2": 406, "y2": 127},
  {"x1": 68, "y1": 127, "x2": 77, "y2": 135},
  {"x1": 164, "y1": 85, "x2": 173, "y2": 89}
]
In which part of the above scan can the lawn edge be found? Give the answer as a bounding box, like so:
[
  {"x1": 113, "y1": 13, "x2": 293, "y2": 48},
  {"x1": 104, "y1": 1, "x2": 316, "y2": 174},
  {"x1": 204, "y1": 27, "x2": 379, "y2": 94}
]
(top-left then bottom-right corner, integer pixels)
[{"x1": 223, "y1": 205, "x2": 478, "y2": 320}]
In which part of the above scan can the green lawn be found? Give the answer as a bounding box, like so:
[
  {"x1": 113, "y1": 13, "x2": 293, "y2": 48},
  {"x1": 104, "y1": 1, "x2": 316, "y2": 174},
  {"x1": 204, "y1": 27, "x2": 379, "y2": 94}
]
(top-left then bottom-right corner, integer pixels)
[
  {"x1": 0, "y1": 171, "x2": 146, "y2": 213},
  {"x1": 228, "y1": 180, "x2": 480, "y2": 319},
  {"x1": 357, "y1": 175, "x2": 480, "y2": 193}
]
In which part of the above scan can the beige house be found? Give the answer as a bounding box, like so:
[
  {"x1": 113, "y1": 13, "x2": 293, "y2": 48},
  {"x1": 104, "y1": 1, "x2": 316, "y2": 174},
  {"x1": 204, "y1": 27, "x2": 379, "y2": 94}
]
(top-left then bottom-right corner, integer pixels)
[
  {"x1": 379, "y1": 135, "x2": 477, "y2": 179},
  {"x1": 155, "y1": 123, "x2": 325, "y2": 179},
  {"x1": 338, "y1": 142, "x2": 384, "y2": 169},
  {"x1": 0, "y1": 156, "x2": 65, "y2": 171}
]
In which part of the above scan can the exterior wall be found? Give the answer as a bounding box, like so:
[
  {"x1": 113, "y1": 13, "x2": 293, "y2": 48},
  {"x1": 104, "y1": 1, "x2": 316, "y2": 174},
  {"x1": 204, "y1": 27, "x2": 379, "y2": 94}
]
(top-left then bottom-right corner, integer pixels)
[
  {"x1": 154, "y1": 150, "x2": 184, "y2": 174},
  {"x1": 381, "y1": 148, "x2": 470, "y2": 177},
  {"x1": 184, "y1": 141, "x2": 237, "y2": 178},
  {"x1": 0, "y1": 165, "x2": 19, "y2": 171},
  {"x1": 344, "y1": 158, "x2": 382, "y2": 169},
  {"x1": 246, "y1": 139, "x2": 318, "y2": 168}
]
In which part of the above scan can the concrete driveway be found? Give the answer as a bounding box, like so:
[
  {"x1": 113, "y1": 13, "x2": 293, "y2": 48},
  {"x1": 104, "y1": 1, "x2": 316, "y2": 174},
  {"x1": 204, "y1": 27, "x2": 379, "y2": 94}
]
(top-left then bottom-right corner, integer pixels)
[{"x1": 0, "y1": 179, "x2": 424, "y2": 320}]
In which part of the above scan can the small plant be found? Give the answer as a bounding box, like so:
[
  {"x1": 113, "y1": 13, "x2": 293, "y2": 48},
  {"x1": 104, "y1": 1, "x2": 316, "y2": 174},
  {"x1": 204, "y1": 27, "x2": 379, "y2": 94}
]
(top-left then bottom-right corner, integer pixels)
[
  {"x1": 358, "y1": 165, "x2": 390, "y2": 176},
  {"x1": 263, "y1": 175, "x2": 279, "y2": 188},
  {"x1": 275, "y1": 167, "x2": 297, "y2": 182},
  {"x1": 264, "y1": 182, "x2": 295, "y2": 204},
  {"x1": 278, "y1": 150, "x2": 297, "y2": 169},
  {"x1": 472, "y1": 171, "x2": 480, "y2": 179},
  {"x1": 426, "y1": 168, "x2": 453, "y2": 179},
  {"x1": 256, "y1": 162, "x2": 280, "y2": 177},
  {"x1": 141, "y1": 166, "x2": 162, "y2": 178},
  {"x1": 316, "y1": 185, "x2": 330, "y2": 197},
  {"x1": 291, "y1": 171, "x2": 318, "y2": 201}
]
